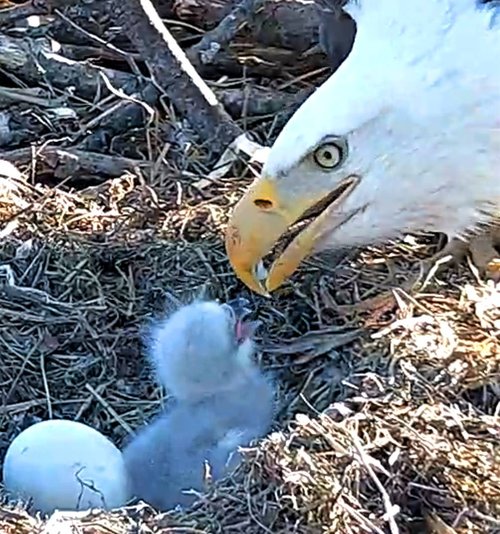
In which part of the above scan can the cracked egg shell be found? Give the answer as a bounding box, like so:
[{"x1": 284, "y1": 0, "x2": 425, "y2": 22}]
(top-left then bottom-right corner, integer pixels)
[{"x1": 2, "y1": 419, "x2": 130, "y2": 515}]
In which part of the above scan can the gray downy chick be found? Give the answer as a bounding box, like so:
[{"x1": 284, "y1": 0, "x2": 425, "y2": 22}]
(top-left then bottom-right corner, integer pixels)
[
  {"x1": 146, "y1": 297, "x2": 262, "y2": 402},
  {"x1": 123, "y1": 373, "x2": 275, "y2": 511},
  {"x1": 124, "y1": 297, "x2": 275, "y2": 511}
]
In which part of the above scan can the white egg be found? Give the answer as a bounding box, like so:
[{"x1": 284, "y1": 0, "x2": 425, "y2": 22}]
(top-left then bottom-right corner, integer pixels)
[{"x1": 2, "y1": 419, "x2": 130, "y2": 515}]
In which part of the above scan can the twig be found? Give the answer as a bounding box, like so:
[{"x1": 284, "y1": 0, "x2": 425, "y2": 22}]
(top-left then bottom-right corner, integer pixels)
[
  {"x1": 0, "y1": 33, "x2": 142, "y2": 102},
  {"x1": 340, "y1": 500, "x2": 387, "y2": 534},
  {"x1": 189, "y1": 0, "x2": 264, "y2": 65},
  {"x1": 2, "y1": 146, "x2": 149, "y2": 179},
  {"x1": 54, "y1": 7, "x2": 142, "y2": 76},
  {"x1": 40, "y1": 352, "x2": 53, "y2": 419},
  {"x1": 114, "y1": 0, "x2": 243, "y2": 158},
  {"x1": 85, "y1": 383, "x2": 133, "y2": 434},
  {"x1": 351, "y1": 433, "x2": 400, "y2": 534},
  {"x1": 0, "y1": 0, "x2": 80, "y2": 25},
  {"x1": 467, "y1": 509, "x2": 500, "y2": 527}
]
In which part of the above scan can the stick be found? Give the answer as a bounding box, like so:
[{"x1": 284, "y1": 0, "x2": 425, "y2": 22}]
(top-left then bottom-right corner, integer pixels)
[
  {"x1": 351, "y1": 434, "x2": 401, "y2": 534},
  {"x1": 189, "y1": 0, "x2": 264, "y2": 65},
  {"x1": 113, "y1": 0, "x2": 243, "y2": 158},
  {"x1": 2, "y1": 146, "x2": 148, "y2": 179}
]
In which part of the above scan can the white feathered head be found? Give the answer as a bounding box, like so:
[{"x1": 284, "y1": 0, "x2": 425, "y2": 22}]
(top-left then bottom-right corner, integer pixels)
[{"x1": 226, "y1": 0, "x2": 499, "y2": 295}]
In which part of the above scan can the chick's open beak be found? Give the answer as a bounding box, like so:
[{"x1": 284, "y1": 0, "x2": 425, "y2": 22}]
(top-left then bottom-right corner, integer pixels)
[
  {"x1": 225, "y1": 176, "x2": 360, "y2": 295},
  {"x1": 225, "y1": 297, "x2": 252, "y2": 319},
  {"x1": 223, "y1": 297, "x2": 261, "y2": 342}
]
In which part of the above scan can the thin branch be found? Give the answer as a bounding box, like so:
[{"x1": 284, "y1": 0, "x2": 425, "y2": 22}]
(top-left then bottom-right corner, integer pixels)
[
  {"x1": 351, "y1": 434, "x2": 401, "y2": 534},
  {"x1": 189, "y1": 0, "x2": 264, "y2": 65},
  {"x1": 113, "y1": 0, "x2": 243, "y2": 158}
]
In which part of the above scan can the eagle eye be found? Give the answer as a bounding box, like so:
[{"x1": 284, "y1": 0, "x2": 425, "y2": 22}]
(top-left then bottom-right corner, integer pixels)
[{"x1": 313, "y1": 139, "x2": 346, "y2": 170}]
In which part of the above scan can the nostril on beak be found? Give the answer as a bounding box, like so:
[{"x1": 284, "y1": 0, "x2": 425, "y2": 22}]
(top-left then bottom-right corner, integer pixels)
[{"x1": 254, "y1": 199, "x2": 273, "y2": 210}]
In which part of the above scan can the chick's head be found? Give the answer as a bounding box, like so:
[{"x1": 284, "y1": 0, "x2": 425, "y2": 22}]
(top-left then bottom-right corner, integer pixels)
[{"x1": 149, "y1": 298, "x2": 260, "y2": 400}]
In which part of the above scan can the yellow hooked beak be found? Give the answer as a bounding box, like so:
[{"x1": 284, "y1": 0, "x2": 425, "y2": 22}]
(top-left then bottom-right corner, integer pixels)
[{"x1": 225, "y1": 176, "x2": 360, "y2": 295}]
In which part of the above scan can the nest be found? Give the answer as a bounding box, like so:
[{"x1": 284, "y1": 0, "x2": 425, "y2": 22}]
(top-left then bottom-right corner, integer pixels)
[
  {"x1": 0, "y1": 157, "x2": 499, "y2": 534},
  {"x1": 0, "y1": 1, "x2": 499, "y2": 532}
]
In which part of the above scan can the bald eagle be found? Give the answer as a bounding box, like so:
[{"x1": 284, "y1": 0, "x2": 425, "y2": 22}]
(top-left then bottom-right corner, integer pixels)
[{"x1": 225, "y1": 0, "x2": 500, "y2": 296}]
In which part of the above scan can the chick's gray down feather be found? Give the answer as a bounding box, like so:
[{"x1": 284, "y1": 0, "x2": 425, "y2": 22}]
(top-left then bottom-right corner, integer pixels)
[
  {"x1": 123, "y1": 370, "x2": 275, "y2": 511},
  {"x1": 146, "y1": 299, "x2": 258, "y2": 402},
  {"x1": 124, "y1": 298, "x2": 274, "y2": 511}
]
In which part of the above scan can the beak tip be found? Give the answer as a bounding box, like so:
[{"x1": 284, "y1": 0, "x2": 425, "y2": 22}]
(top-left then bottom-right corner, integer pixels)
[
  {"x1": 264, "y1": 275, "x2": 281, "y2": 295},
  {"x1": 247, "y1": 277, "x2": 272, "y2": 298},
  {"x1": 250, "y1": 280, "x2": 272, "y2": 299}
]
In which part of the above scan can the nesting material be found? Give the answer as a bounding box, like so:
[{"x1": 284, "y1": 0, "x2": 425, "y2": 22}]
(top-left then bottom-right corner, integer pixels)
[{"x1": 3, "y1": 420, "x2": 130, "y2": 515}]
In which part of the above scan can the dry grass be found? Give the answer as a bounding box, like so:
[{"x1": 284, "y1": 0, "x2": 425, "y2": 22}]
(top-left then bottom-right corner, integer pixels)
[{"x1": 0, "y1": 151, "x2": 498, "y2": 534}]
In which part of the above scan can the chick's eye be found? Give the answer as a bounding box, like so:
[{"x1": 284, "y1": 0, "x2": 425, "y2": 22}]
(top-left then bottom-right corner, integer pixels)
[{"x1": 313, "y1": 141, "x2": 345, "y2": 170}]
